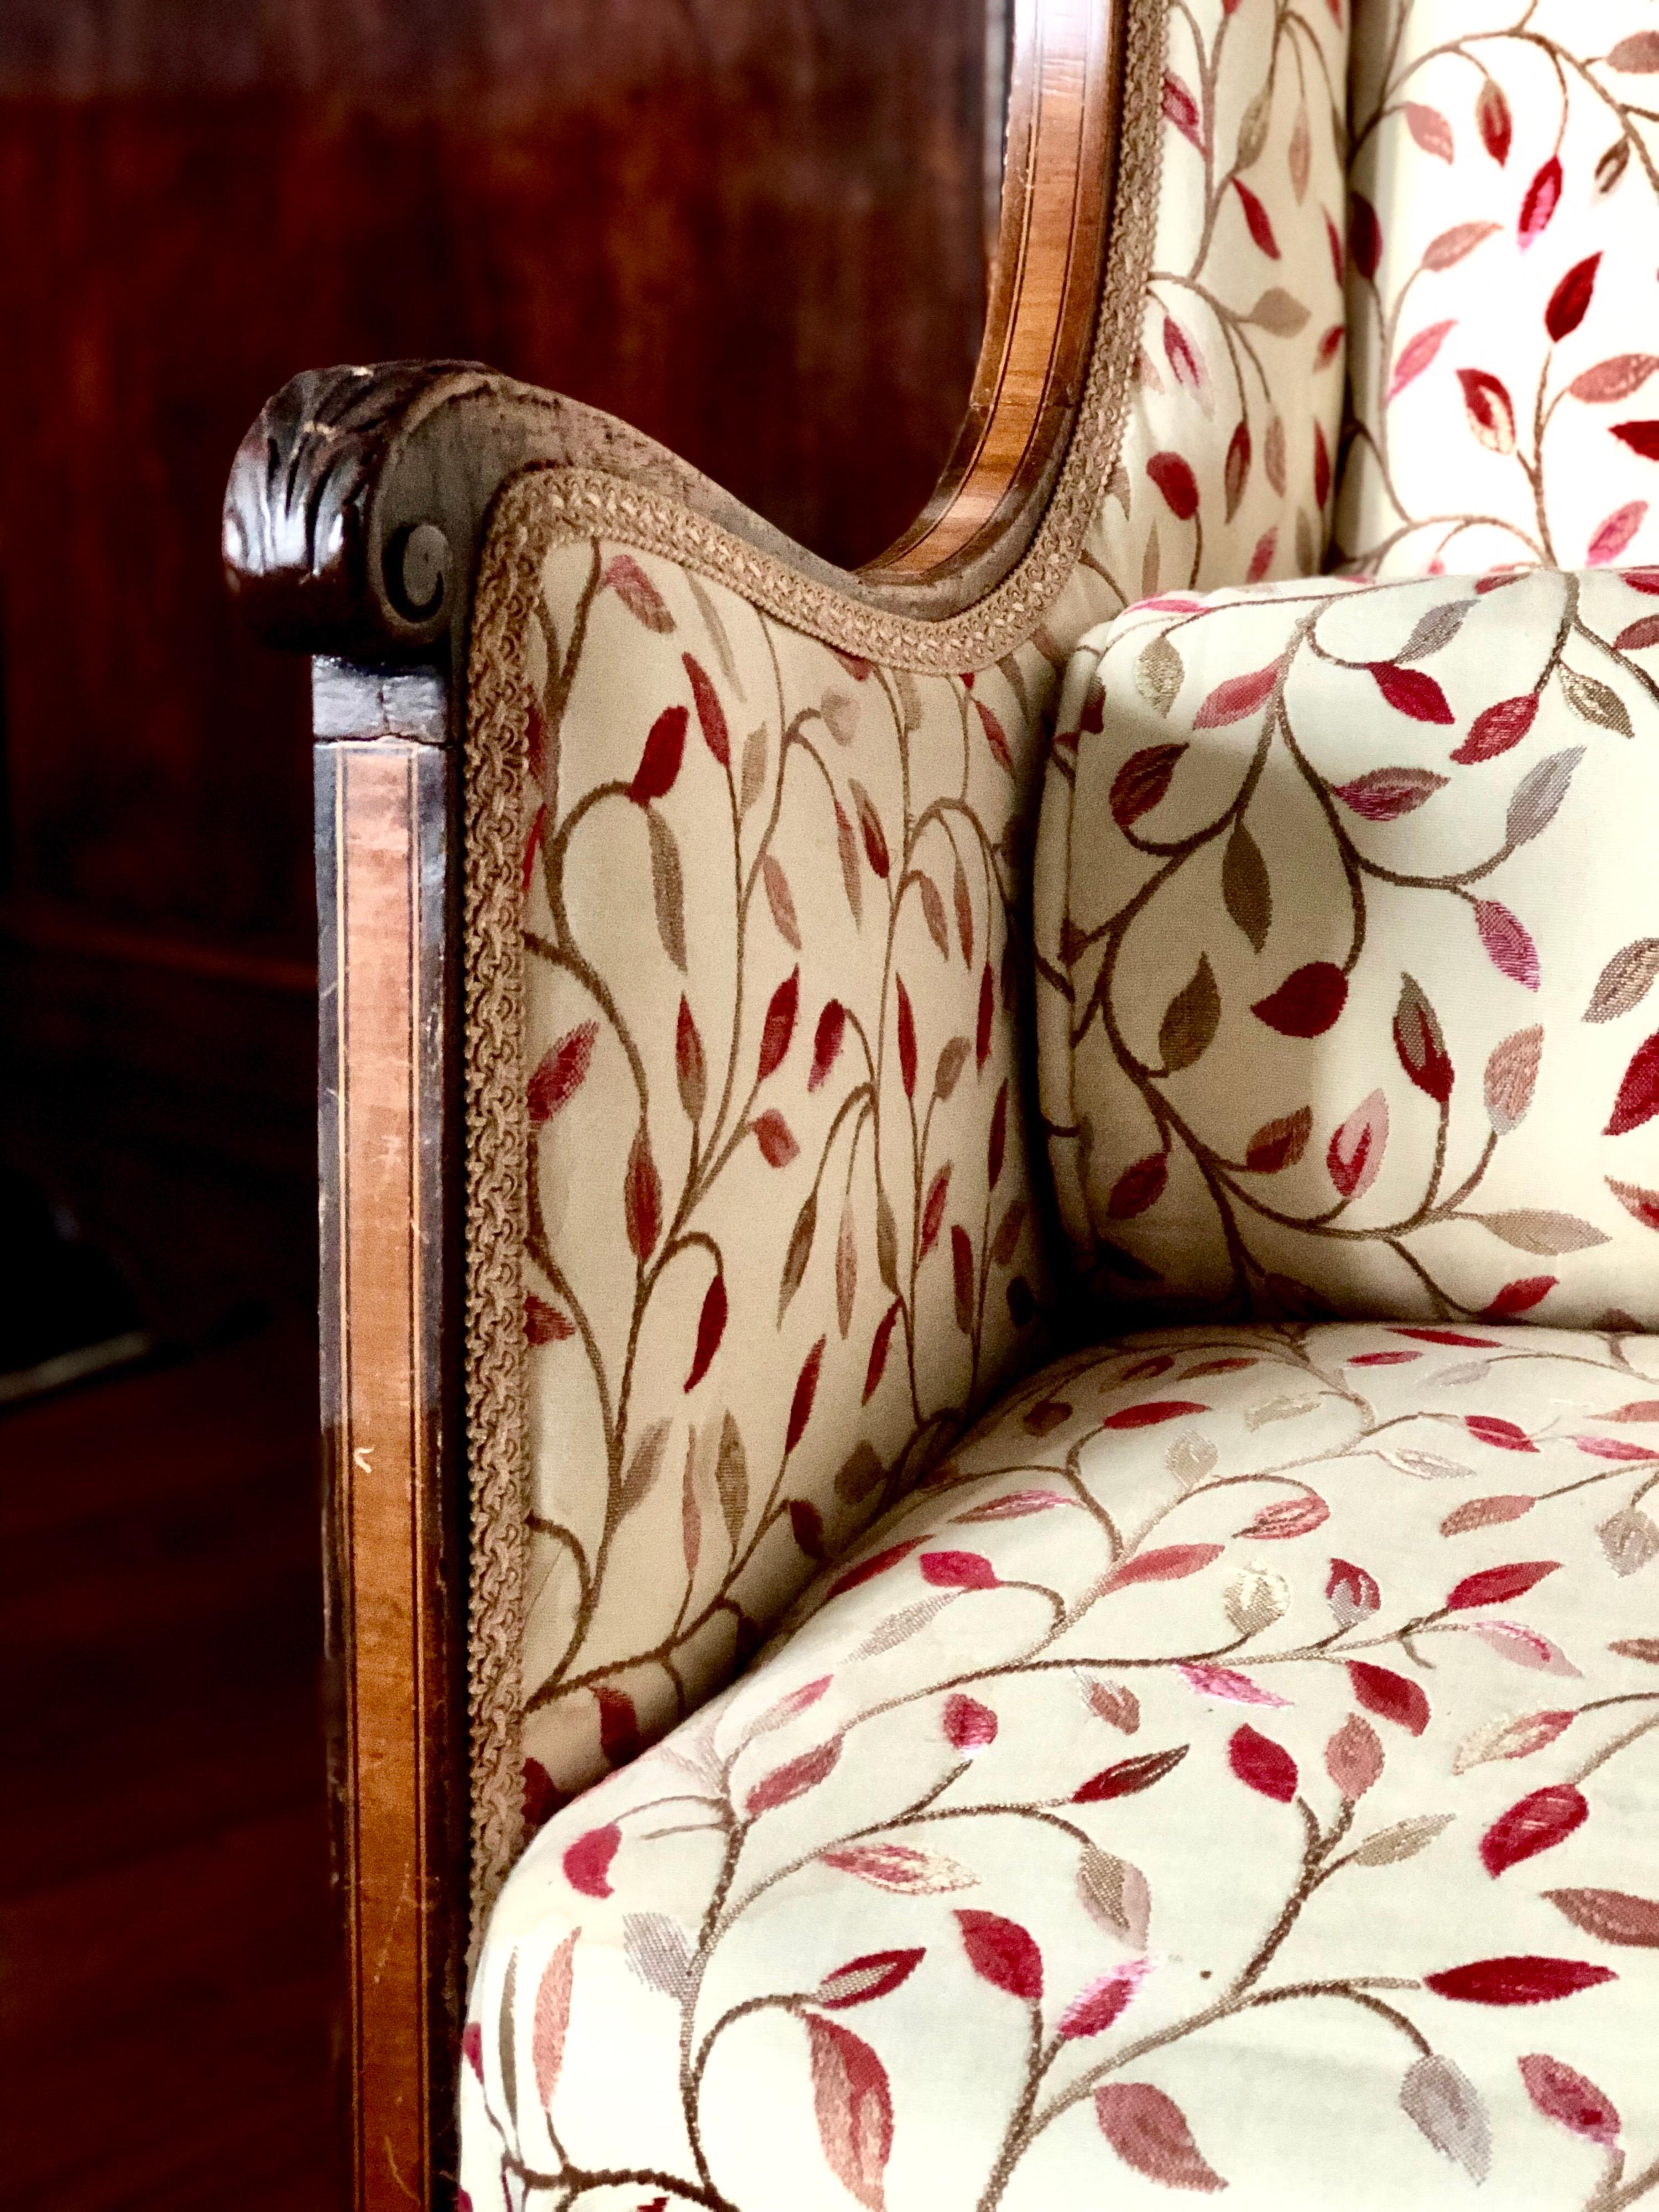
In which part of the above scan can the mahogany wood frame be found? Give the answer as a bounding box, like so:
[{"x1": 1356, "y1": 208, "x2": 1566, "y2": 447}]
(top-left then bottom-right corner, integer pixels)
[{"x1": 221, "y1": 4, "x2": 1123, "y2": 2203}]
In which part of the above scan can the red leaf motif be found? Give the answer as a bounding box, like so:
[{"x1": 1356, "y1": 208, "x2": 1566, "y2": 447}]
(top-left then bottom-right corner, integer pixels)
[
  {"x1": 1059, "y1": 1960, "x2": 1153, "y2": 2041},
  {"x1": 1519, "y1": 158, "x2": 1562, "y2": 247},
  {"x1": 975, "y1": 697, "x2": 1014, "y2": 775},
  {"x1": 920, "y1": 1549, "x2": 999, "y2": 1591},
  {"x1": 677, "y1": 996, "x2": 706, "y2": 1121},
  {"x1": 785, "y1": 1338, "x2": 826, "y2": 1454},
  {"x1": 944, "y1": 1693, "x2": 998, "y2": 1750},
  {"x1": 1425, "y1": 1957, "x2": 1614, "y2": 2005},
  {"x1": 1163, "y1": 314, "x2": 1207, "y2": 398},
  {"x1": 976, "y1": 963, "x2": 994, "y2": 1068},
  {"x1": 805, "y1": 2015, "x2": 892, "y2": 2212},
  {"x1": 1519, "y1": 2054, "x2": 1621, "y2": 2146},
  {"x1": 758, "y1": 969, "x2": 800, "y2": 1082},
  {"x1": 1481, "y1": 1786, "x2": 1589, "y2": 1877},
  {"x1": 1606, "y1": 1033, "x2": 1659, "y2": 1134},
  {"x1": 1248, "y1": 528, "x2": 1277, "y2": 582},
  {"x1": 685, "y1": 1272, "x2": 727, "y2": 1391},
  {"x1": 1446, "y1": 1561, "x2": 1561, "y2": 1611},
  {"x1": 1613, "y1": 422, "x2": 1659, "y2": 461},
  {"x1": 529, "y1": 1022, "x2": 599, "y2": 1122},
  {"x1": 1334, "y1": 764, "x2": 1448, "y2": 818},
  {"x1": 563, "y1": 1824, "x2": 619, "y2": 1897},
  {"x1": 1542, "y1": 1888, "x2": 1659, "y2": 1945},
  {"x1": 627, "y1": 706, "x2": 688, "y2": 806},
  {"x1": 461, "y1": 2021, "x2": 483, "y2": 2083},
  {"x1": 1348, "y1": 1662, "x2": 1430, "y2": 1736},
  {"x1": 896, "y1": 978, "x2": 917, "y2": 1099},
  {"x1": 1194, "y1": 664, "x2": 1279, "y2": 728},
  {"x1": 1224, "y1": 419, "x2": 1251, "y2": 520},
  {"x1": 826, "y1": 1540, "x2": 921, "y2": 1600},
  {"x1": 1465, "y1": 1414, "x2": 1536, "y2": 1453},
  {"x1": 1237, "y1": 1492, "x2": 1329, "y2": 1541},
  {"x1": 1108, "y1": 1152, "x2": 1170, "y2": 1219},
  {"x1": 1233, "y1": 178, "x2": 1280, "y2": 257},
  {"x1": 1162, "y1": 70, "x2": 1204, "y2": 149},
  {"x1": 747, "y1": 1735, "x2": 841, "y2": 1816},
  {"x1": 1369, "y1": 664, "x2": 1455, "y2": 724},
  {"x1": 1253, "y1": 961, "x2": 1348, "y2": 1037},
  {"x1": 624, "y1": 1124, "x2": 661, "y2": 1259},
  {"x1": 1589, "y1": 502, "x2": 1648, "y2": 566},
  {"x1": 853, "y1": 785, "x2": 890, "y2": 879},
  {"x1": 525, "y1": 1295, "x2": 574, "y2": 1345},
  {"x1": 1481, "y1": 1275, "x2": 1557, "y2": 1319},
  {"x1": 1314, "y1": 421, "x2": 1332, "y2": 510},
  {"x1": 683, "y1": 652, "x2": 729, "y2": 766},
  {"x1": 862, "y1": 1299, "x2": 902, "y2": 1404},
  {"x1": 1101, "y1": 1399, "x2": 1211, "y2": 1429},
  {"x1": 956, "y1": 1909, "x2": 1043, "y2": 2000},
  {"x1": 1229, "y1": 1723, "x2": 1298, "y2": 1801},
  {"x1": 1073, "y1": 1745, "x2": 1189, "y2": 1802},
  {"x1": 920, "y1": 1168, "x2": 951, "y2": 1261},
  {"x1": 789, "y1": 1500, "x2": 826, "y2": 1560},
  {"x1": 1100, "y1": 1543, "x2": 1224, "y2": 1593},
  {"x1": 1095, "y1": 2084, "x2": 1227, "y2": 2193},
  {"x1": 1395, "y1": 1326, "x2": 1499, "y2": 1347},
  {"x1": 1328, "y1": 1558, "x2": 1381, "y2": 1621},
  {"x1": 1147, "y1": 452, "x2": 1201, "y2": 521},
  {"x1": 597, "y1": 1686, "x2": 640, "y2": 1766},
  {"x1": 1349, "y1": 192, "x2": 1383, "y2": 280},
  {"x1": 753, "y1": 1109, "x2": 799, "y2": 1168},
  {"x1": 1615, "y1": 615, "x2": 1659, "y2": 651},
  {"x1": 1390, "y1": 320, "x2": 1456, "y2": 401},
  {"x1": 1477, "y1": 77, "x2": 1511, "y2": 164},
  {"x1": 1453, "y1": 694, "x2": 1537, "y2": 764},
  {"x1": 810, "y1": 1000, "x2": 846, "y2": 1093},
  {"x1": 1110, "y1": 742, "x2": 1187, "y2": 828},
  {"x1": 988, "y1": 1082, "x2": 1009, "y2": 1189},
  {"x1": 1245, "y1": 1109, "x2": 1312, "y2": 1173},
  {"x1": 813, "y1": 1949, "x2": 924, "y2": 2011},
  {"x1": 1328, "y1": 1088, "x2": 1388, "y2": 1200},
  {"x1": 1394, "y1": 975, "x2": 1453, "y2": 1103},
  {"x1": 1546, "y1": 255, "x2": 1600, "y2": 345},
  {"x1": 1456, "y1": 368, "x2": 1517, "y2": 455}
]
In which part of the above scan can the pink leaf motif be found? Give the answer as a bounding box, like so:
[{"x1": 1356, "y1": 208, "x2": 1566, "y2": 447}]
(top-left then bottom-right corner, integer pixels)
[
  {"x1": 944, "y1": 1694, "x2": 998, "y2": 1751},
  {"x1": 1606, "y1": 1033, "x2": 1659, "y2": 1134},
  {"x1": 1229, "y1": 1723, "x2": 1298, "y2": 1802},
  {"x1": 953, "y1": 1488, "x2": 1070, "y2": 1521},
  {"x1": 627, "y1": 706, "x2": 688, "y2": 806},
  {"x1": 1147, "y1": 452, "x2": 1201, "y2": 522},
  {"x1": 1453, "y1": 694, "x2": 1537, "y2": 764},
  {"x1": 820, "y1": 1843, "x2": 977, "y2": 1895},
  {"x1": 461, "y1": 2021, "x2": 483, "y2": 2082},
  {"x1": 1326, "y1": 1713, "x2": 1385, "y2": 1799},
  {"x1": 1481, "y1": 1786, "x2": 1588, "y2": 1876},
  {"x1": 1237, "y1": 1494, "x2": 1328, "y2": 1540},
  {"x1": 1095, "y1": 2084, "x2": 1227, "y2": 2193},
  {"x1": 1519, "y1": 158, "x2": 1562, "y2": 247},
  {"x1": 1519, "y1": 2054, "x2": 1621, "y2": 2146},
  {"x1": 603, "y1": 553, "x2": 674, "y2": 630},
  {"x1": 1389, "y1": 321, "x2": 1455, "y2": 401},
  {"x1": 1335, "y1": 762, "x2": 1448, "y2": 816},
  {"x1": 1100, "y1": 1543, "x2": 1224, "y2": 1593},
  {"x1": 1162, "y1": 71, "x2": 1203, "y2": 149},
  {"x1": 956, "y1": 1910, "x2": 1042, "y2": 2001},
  {"x1": 1573, "y1": 1433, "x2": 1659, "y2": 1461},
  {"x1": 532, "y1": 1931, "x2": 579, "y2": 2108},
  {"x1": 683, "y1": 652, "x2": 729, "y2": 766},
  {"x1": 1058, "y1": 1959, "x2": 1155, "y2": 2041},
  {"x1": 529, "y1": 1022, "x2": 599, "y2": 1122},
  {"x1": 1442, "y1": 1495, "x2": 1536, "y2": 1536},
  {"x1": 1404, "y1": 102, "x2": 1454, "y2": 161},
  {"x1": 1477, "y1": 77, "x2": 1511, "y2": 164},
  {"x1": 806, "y1": 2015, "x2": 892, "y2": 2212},
  {"x1": 1348, "y1": 1662, "x2": 1430, "y2": 1736},
  {"x1": 746, "y1": 1736, "x2": 841, "y2": 1817},
  {"x1": 1546, "y1": 256, "x2": 1600, "y2": 344},
  {"x1": 1179, "y1": 1662, "x2": 1290, "y2": 1707},
  {"x1": 1446, "y1": 1561, "x2": 1561, "y2": 1611},
  {"x1": 1194, "y1": 664, "x2": 1279, "y2": 728},
  {"x1": 1253, "y1": 962, "x2": 1348, "y2": 1037},
  {"x1": 564, "y1": 1825, "x2": 619, "y2": 1897},
  {"x1": 1542, "y1": 1889, "x2": 1659, "y2": 1947},
  {"x1": 1328, "y1": 1089, "x2": 1388, "y2": 1200},
  {"x1": 1588, "y1": 502, "x2": 1648, "y2": 566},
  {"x1": 1425, "y1": 1957, "x2": 1614, "y2": 2005},
  {"x1": 1571, "y1": 356, "x2": 1659, "y2": 404},
  {"x1": 1465, "y1": 1415, "x2": 1537, "y2": 1453}
]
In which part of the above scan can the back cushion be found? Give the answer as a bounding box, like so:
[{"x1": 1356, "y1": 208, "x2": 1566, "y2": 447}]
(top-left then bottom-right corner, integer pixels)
[
  {"x1": 1335, "y1": 0, "x2": 1659, "y2": 576},
  {"x1": 1035, "y1": 565, "x2": 1659, "y2": 1329}
]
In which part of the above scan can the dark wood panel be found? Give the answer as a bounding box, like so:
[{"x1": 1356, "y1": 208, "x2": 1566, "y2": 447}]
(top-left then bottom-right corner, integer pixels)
[{"x1": 0, "y1": 0, "x2": 987, "y2": 956}]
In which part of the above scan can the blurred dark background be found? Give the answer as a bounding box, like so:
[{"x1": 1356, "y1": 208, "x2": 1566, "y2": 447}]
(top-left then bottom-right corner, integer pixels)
[{"x1": 0, "y1": 6, "x2": 991, "y2": 2206}]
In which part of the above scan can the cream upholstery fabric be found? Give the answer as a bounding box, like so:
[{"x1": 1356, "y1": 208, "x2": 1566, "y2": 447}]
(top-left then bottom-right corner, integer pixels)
[
  {"x1": 504, "y1": 0, "x2": 1350, "y2": 1807},
  {"x1": 1035, "y1": 566, "x2": 1659, "y2": 1328},
  {"x1": 463, "y1": 1324, "x2": 1659, "y2": 2210},
  {"x1": 1336, "y1": 0, "x2": 1659, "y2": 576}
]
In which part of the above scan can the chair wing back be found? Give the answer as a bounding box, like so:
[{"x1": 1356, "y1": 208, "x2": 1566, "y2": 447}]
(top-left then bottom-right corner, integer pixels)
[
  {"x1": 1335, "y1": 0, "x2": 1659, "y2": 576},
  {"x1": 467, "y1": 0, "x2": 1351, "y2": 1888}
]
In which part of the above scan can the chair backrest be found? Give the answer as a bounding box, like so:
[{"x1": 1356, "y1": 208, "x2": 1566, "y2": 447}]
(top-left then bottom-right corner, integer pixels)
[{"x1": 1335, "y1": 0, "x2": 1659, "y2": 576}]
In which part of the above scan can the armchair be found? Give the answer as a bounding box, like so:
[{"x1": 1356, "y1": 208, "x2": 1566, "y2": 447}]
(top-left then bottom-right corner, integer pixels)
[{"x1": 224, "y1": 0, "x2": 1659, "y2": 2206}]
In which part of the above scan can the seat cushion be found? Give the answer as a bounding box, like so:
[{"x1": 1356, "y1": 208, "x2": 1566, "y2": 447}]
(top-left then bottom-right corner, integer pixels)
[
  {"x1": 461, "y1": 1323, "x2": 1659, "y2": 2210},
  {"x1": 1034, "y1": 566, "x2": 1659, "y2": 1330}
]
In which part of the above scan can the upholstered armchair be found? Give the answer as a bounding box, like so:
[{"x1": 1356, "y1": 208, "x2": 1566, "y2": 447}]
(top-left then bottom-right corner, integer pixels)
[{"x1": 225, "y1": 0, "x2": 1659, "y2": 2204}]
